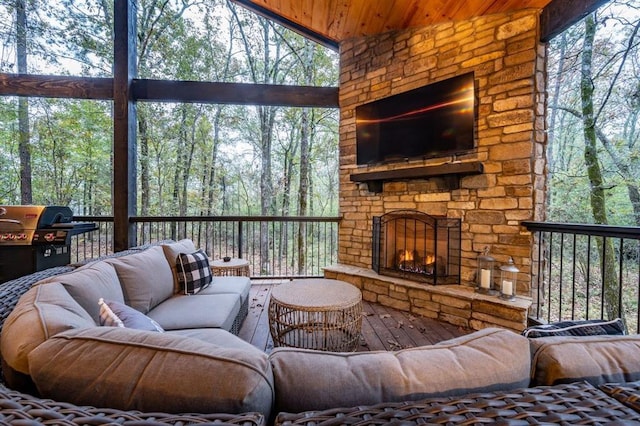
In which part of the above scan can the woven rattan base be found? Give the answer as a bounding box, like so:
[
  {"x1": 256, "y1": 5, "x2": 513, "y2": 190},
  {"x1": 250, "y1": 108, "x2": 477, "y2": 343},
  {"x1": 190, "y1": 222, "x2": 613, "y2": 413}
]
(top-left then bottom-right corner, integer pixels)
[
  {"x1": 275, "y1": 382, "x2": 640, "y2": 425},
  {"x1": 269, "y1": 279, "x2": 362, "y2": 352},
  {"x1": 600, "y1": 380, "x2": 640, "y2": 414},
  {"x1": 0, "y1": 384, "x2": 264, "y2": 426}
]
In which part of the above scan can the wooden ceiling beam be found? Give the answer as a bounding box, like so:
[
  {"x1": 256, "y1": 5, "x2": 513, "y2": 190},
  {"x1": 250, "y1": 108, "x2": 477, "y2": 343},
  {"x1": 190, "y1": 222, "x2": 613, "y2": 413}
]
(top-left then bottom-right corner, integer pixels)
[
  {"x1": 0, "y1": 73, "x2": 112, "y2": 99},
  {"x1": 132, "y1": 79, "x2": 339, "y2": 108},
  {"x1": 540, "y1": 0, "x2": 611, "y2": 42}
]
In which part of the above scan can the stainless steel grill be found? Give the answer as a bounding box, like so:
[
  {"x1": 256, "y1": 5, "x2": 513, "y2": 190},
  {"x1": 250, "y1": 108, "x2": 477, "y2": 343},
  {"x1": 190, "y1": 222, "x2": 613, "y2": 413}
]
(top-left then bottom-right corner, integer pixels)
[{"x1": 0, "y1": 206, "x2": 97, "y2": 283}]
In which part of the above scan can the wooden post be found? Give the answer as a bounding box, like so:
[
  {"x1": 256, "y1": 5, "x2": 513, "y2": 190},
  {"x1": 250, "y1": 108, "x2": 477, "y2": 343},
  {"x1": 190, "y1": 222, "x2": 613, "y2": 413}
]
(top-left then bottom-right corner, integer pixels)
[{"x1": 113, "y1": 0, "x2": 137, "y2": 251}]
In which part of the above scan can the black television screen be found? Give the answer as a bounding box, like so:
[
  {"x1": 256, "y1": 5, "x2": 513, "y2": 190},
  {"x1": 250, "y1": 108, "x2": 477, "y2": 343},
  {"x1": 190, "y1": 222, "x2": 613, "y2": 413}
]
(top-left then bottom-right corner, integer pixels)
[{"x1": 355, "y1": 72, "x2": 475, "y2": 165}]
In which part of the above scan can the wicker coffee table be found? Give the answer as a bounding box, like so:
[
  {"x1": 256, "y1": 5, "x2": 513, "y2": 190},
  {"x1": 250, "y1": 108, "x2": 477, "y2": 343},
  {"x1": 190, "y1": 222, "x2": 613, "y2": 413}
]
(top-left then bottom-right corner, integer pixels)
[{"x1": 269, "y1": 279, "x2": 362, "y2": 352}]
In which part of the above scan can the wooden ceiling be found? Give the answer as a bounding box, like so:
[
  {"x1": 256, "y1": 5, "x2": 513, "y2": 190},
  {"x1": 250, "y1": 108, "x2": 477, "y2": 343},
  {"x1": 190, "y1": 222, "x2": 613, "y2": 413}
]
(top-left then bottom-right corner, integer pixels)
[
  {"x1": 232, "y1": 0, "x2": 610, "y2": 49},
  {"x1": 237, "y1": 0, "x2": 551, "y2": 41}
]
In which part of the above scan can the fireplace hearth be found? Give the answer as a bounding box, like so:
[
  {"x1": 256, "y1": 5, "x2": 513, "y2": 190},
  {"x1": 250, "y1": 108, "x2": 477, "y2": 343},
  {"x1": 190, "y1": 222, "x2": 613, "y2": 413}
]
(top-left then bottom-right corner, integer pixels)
[{"x1": 372, "y1": 210, "x2": 460, "y2": 285}]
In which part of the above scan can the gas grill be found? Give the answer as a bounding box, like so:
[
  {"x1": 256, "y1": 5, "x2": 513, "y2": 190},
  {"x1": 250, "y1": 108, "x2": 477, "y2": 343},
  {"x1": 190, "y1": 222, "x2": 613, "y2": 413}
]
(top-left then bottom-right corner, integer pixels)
[{"x1": 0, "y1": 205, "x2": 97, "y2": 284}]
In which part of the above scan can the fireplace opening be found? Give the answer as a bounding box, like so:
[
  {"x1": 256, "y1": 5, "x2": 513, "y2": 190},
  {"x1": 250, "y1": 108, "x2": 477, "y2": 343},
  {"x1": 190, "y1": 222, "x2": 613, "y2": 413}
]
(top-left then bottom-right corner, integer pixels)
[{"x1": 372, "y1": 210, "x2": 461, "y2": 285}]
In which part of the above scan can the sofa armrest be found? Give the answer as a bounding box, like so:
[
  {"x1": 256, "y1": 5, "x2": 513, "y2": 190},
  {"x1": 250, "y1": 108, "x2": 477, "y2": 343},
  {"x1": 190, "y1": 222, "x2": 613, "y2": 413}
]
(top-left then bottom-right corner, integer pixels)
[
  {"x1": 27, "y1": 327, "x2": 274, "y2": 418},
  {"x1": 269, "y1": 327, "x2": 530, "y2": 414},
  {"x1": 530, "y1": 334, "x2": 640, "y2": 386}
]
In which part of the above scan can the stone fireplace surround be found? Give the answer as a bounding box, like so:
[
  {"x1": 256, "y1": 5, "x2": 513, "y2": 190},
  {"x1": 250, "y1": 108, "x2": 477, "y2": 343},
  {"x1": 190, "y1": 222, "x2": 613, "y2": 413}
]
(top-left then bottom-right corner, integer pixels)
[{"x1": 326, "y1": 9, "x2": 547, "y2": 332}]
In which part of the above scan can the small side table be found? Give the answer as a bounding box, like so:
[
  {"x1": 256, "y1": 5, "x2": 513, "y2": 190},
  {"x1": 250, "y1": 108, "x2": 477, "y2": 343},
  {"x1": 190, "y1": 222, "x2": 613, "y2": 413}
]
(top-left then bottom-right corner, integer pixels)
[{"x1": 210, "y1": 258, "x2": 250, "y2": 277}]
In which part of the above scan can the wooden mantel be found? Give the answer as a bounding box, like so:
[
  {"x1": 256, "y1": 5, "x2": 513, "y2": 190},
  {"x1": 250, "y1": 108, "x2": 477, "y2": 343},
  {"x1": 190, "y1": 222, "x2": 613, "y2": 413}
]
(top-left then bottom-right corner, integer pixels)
[{"x1": 350, "y1": 161, "x2": 484, "y2": 192}]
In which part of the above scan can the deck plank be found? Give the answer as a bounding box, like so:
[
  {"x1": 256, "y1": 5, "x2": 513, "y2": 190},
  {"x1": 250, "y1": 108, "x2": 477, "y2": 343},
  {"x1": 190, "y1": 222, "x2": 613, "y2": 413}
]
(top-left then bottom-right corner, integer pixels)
[{"x1": 239, "y1": 282, "x2": 471, "y2": 353}]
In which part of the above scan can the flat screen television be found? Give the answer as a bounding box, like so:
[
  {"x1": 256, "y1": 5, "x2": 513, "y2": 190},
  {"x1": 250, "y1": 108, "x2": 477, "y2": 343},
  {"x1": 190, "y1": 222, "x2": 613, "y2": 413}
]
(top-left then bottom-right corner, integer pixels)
[{"x1": 355, "y1": 72, "x2": 476, "y2": 166}]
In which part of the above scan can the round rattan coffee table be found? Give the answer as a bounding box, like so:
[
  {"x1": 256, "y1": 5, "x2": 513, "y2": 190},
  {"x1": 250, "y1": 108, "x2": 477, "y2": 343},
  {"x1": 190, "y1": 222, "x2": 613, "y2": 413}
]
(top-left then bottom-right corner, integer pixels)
[{"x1": 268, "y1": 279, "x2": 363, "y2": 352}]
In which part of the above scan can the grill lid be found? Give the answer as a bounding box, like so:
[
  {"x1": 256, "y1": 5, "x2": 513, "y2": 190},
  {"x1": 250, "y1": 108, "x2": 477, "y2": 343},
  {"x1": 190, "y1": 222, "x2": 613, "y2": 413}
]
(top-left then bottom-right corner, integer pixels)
[{"x1": 0, "y1": 206, "x2": 74, "y2": 245}]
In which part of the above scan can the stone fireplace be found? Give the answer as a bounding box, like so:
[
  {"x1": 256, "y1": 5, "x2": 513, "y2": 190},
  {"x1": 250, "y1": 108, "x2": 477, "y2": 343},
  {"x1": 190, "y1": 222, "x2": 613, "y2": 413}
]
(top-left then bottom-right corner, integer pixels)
[
  {"x1": 372, "y1": 210, "x2": 460, "y2": 285},
  {"x1": 324, "y1": 8, "x2": 548, "y2": 332}
]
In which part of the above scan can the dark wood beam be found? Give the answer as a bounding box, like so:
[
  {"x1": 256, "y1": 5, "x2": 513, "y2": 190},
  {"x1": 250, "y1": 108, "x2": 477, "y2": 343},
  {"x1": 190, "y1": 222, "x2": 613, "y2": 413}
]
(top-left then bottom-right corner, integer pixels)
[
  {"x1": 0, "y1": 73, "x2": 112, "y2": 99},
  {"x1": 132, "y1": 79, "x2": 339, "y2": 108},
  {"x1": 350, "y1": 162, "x2": 484, "y2": 193},
  {"x1": 112, "y1": 0, "x2": 138, "y2": 252},
  {"x1": 230, "y1": 0, "x2": 339, "y2": 51},
  {"x1": 541, "y1": 0, "x2": 611, "y2": 42}
]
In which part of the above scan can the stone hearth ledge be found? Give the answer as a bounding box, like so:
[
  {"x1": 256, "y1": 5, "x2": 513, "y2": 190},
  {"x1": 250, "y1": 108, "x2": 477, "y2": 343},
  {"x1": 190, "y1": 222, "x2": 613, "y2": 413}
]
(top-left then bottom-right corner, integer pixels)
[{"x1": 324, "y1": 264, "x2": 532, "y2": 333}]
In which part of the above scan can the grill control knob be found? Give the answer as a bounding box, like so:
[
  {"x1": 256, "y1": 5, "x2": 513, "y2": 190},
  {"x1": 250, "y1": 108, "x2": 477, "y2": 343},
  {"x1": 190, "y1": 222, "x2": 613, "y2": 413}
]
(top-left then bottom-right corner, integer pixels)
[
  {"x1": 44, "y1": 233, "x2": 56, "y2": 242},
  {"x1": 6, "y1": 234, "x2": 15, "y2": 240},
  {"x1": 17, "y1": 233, "x2": 26, "y2": 240}
]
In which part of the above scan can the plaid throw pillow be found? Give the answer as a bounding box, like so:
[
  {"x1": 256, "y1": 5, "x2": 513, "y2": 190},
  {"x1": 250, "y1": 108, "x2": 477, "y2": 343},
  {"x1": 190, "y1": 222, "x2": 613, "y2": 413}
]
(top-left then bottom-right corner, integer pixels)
[
  {"x1": 522, "y1": 318, "x2": 625, "y2": 338},
  {"x1": 176, "y1": 250, "x2": 212, "y2": 295}
]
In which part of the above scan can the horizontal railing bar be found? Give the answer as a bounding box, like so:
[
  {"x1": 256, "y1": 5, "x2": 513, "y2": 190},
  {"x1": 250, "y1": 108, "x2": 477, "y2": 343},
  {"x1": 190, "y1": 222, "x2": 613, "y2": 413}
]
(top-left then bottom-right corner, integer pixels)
[
  {"x1": 523, "y1": 221, "x2": 640, "y2": 239},
  {"x1": 74, "y1": 215, "x2": 340, "y2": 224}
]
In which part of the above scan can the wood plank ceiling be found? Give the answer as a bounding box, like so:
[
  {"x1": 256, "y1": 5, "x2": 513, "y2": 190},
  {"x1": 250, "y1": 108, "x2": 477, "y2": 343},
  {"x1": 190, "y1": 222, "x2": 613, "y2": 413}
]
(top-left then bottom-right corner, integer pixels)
[{"x1": 234, "y1": 0, "x2": 553, "y2": 44}]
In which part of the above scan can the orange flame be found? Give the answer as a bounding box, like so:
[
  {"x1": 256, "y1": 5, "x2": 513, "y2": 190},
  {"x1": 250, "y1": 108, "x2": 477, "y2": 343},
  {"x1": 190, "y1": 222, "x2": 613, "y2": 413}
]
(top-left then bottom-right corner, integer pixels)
[{"x1": 399, "y1": 250, "x2": 414, "y2": 262}]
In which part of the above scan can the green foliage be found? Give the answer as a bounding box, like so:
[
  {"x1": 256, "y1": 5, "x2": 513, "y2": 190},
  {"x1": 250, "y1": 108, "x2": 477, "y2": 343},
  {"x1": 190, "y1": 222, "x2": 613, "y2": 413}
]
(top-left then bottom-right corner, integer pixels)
[
  {"x1": 0, "y1": 0, "x2": 339, "y2": 217},
  {"x1": 547, "y1": 0, "x2": 640, "y2": 226}
]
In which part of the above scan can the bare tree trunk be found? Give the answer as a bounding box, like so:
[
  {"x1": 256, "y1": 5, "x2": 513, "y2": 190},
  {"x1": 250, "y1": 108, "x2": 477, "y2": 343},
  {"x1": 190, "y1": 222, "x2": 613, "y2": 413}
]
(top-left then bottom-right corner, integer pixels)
[
  {"x1": 138, "y1": 108, "x2": 150, "y2": 216},
  {"x1": 16, "y1": 0, "x2": 31, "y2": 204},
  {"x1": 580, "y1": 14, "x2": 620, "y2": 321},
  {"x1": 296, "y1": 40, "x2": 314, "y2": 274}
]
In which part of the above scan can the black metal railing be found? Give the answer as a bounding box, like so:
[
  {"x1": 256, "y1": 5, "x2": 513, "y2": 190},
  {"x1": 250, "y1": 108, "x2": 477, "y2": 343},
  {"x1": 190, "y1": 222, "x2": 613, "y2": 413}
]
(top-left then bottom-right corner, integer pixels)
[
  {"x1": 523, "y1": 221, "x2": 640, "y2": 334},
  {"x1": 71, "y1": 215, "x2": 340, "y2": 279}
]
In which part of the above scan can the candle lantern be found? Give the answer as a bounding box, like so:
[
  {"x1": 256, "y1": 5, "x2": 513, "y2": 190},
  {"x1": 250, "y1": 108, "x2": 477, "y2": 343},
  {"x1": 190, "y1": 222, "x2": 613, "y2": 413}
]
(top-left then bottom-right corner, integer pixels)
[
  {"x1": 476, "y1": 247, "x2": 495, "y2": 294},
  {"x1": 499, "y1": 257, "x2": 519, "y2": 300}
]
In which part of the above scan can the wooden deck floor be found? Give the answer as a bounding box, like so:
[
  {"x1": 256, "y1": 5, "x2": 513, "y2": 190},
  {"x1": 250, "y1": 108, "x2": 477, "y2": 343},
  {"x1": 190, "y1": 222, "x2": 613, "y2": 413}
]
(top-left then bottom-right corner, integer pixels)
[{"x1": 239, "y1": 281, "x2": 472, "y2": 353}]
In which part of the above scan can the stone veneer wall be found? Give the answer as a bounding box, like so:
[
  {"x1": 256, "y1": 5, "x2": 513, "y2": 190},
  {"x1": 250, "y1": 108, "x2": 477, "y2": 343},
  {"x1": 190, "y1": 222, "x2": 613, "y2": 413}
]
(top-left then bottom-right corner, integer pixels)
[{"x1": 338, "y1": 9, "x2": 547, "y2": 297}]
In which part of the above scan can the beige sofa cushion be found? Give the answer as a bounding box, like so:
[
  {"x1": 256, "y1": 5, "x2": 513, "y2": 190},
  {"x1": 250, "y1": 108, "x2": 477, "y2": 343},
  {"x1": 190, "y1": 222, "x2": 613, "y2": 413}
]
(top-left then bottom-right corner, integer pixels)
[
  {"x1": 28, "y1": 327, "x2": 274, "y2": 417},
  {"x1": 37, "y1": 261, "x2": 124, "y2": 323},
  {"x1": 198, "y1": 276, "x2": 252, "y2": 304},
  {"x1": 1, "y1": 282, "x2": 94, "y2": 378},
  {"x1": 530, "y1": 334, "x2": 640, "y2": 386},
  {"x1": 162, "y1": 239, "x2": 198, "y2": 293},
  {"x1": 147, "y1": 293, "x2": 241, "y2": 331},
  {"x1": 269, "y1": 328, "x2": 530, "y2": 414},
  {"x1": 107, "y1": 245, "x2": 174, "y2": 313}
]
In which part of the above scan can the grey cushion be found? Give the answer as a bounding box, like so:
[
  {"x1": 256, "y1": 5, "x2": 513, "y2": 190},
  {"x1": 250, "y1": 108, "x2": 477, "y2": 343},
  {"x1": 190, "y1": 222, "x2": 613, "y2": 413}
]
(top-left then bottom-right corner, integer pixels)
[
  {"x1": 28, "y1": 327, "x2": 274, "y2": 418},
  {"x1": 198, "y1": 276, "x2": 251, "y2": 304},
  {"x1": 530, "y1": 334, "x2": 640, "y2": 386},
  {"x1": 147, "y1": 293, "x2": 241, "y2": 331},
  {"x1": 1, "y1": 282, "x2": 95, "y2": 378},
  {"x1": 269, "y1": 327, "x2": 531, "y2": 414},
  {"x1": 162, "y1": 239, "x2": 198, "y2": 293},
  {"x1": 38, "y1": 261, "x2": 124, "y2": 323},
  {"x1": 107, "y1": 245, "x2": 174, "y2": 313}
]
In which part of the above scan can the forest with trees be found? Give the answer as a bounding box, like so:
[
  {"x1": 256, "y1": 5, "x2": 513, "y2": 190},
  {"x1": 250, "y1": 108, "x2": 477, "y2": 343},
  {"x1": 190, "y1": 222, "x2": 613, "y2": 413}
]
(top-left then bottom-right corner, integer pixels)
[
  {"x1": 0, "y1": 0, "x2": 339, "y2": 218},
  {"x1": 546, "y1": 1, "x2": 639, "y2": 228},
  {"x1": 543, "y1": 0, "x2": 639, "y2": 328}
]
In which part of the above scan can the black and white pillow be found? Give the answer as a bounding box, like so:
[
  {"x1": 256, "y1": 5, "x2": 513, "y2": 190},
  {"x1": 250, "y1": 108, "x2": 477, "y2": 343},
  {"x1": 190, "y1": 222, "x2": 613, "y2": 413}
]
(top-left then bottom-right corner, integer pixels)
[
  {"x1": 522, "y1": 318, "x2": 625, "y2": 338},
  {"x1": 176, "y1": 249, "x2": 212, "y2": 295}
]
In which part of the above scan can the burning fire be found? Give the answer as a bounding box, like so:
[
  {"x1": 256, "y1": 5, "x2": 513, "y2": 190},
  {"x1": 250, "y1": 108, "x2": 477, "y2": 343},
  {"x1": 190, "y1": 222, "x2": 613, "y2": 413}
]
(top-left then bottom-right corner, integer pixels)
[
  {"x1": 399, "y1": 250, "x2": 414, "y2": 263},
  {"x1": 398, "y1": 250, "x2": 435, "y2": 265}
]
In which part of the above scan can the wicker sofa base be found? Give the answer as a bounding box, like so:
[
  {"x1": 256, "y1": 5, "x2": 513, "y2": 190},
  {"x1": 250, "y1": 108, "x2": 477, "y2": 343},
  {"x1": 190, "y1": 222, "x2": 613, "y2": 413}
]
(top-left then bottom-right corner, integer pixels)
[
  {"x1": 0, "y1": 384, "x2": 264, "y2": 426},
  {"x1": 275, "y1": 382, "x2": 640, "y2": 425}
]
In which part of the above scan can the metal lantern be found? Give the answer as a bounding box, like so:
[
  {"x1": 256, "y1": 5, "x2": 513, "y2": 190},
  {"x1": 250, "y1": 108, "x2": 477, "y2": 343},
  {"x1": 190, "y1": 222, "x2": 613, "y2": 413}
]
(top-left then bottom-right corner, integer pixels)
[
  {"x1": 476, "y1": 247, "x2": 495, "y2": 294},
  {"x1": 499, "y1": 257, "x2": 519, "y2": 300}
]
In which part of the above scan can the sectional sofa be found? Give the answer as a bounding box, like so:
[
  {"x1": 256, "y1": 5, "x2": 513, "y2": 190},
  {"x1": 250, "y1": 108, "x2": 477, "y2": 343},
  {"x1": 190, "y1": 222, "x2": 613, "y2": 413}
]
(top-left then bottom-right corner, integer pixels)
[{"x1": 0, "y1": 240, "x2": 638, "y2": 425}]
